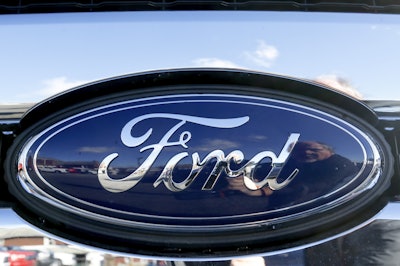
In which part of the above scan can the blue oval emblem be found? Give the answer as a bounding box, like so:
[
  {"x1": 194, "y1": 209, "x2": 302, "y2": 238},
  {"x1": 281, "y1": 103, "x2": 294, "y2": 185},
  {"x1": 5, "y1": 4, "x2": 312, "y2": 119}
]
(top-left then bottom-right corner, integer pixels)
[{"x1": 7, "y1": 70, "x2": 392, "y2": 257}]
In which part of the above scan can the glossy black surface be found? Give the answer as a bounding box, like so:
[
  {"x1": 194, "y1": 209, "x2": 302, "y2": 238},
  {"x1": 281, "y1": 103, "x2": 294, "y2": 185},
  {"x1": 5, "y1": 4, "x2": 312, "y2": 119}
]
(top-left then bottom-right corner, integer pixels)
[{"x1": 1, "y1": 1, "x2": 400, "y2": 14}]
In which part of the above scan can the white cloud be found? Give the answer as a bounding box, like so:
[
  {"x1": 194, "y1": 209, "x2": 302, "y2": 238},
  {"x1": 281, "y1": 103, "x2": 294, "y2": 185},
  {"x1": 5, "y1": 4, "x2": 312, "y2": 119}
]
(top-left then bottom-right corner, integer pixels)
[
  {"x1": 192, "y1": 58, "x2": 241, "y2": 69},
  {"x1": 244, "y1": 40, "x2": 279, "y2": 68},
  {"x1": 78, "y1": 146, "x2": 112, "y2": 153},
  {"x1": 249, "y1": 135, "x2": 268, "y2": 141},
  {"x1": 195, "y1": 139, "x2": 241, "y2": 152},
  {"x1": 192, "y1": 41, "x2": 279, "y2": 70},
  {"x1": 10, "y1": 77, "x2": 91, "y2": 103},
  {"x1": 39, "y1": 77, "x2": 90, "y2": 98}
]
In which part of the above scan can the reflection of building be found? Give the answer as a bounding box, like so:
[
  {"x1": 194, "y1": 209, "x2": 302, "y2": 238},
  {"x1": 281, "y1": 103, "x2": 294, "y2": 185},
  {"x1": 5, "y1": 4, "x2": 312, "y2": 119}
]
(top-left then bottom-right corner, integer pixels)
[
  {"x1": 0, "y1": 227, "x2": 87, "y2": 265},
  {"x1": 36, "y1": 158, "x2": 62, "y2": 167},
  {"x1": 0, "y1": 227, "x2": 164, "y2": 266},
  {"x1": 61, "y1": 161, "x2": 99, "y2": 169},
  {"x1": 0, "y1": 227, "x2": 50, "y2": 246},
  {"x1": 36, "y1": 158, "x2": 99, "y2": 169}
]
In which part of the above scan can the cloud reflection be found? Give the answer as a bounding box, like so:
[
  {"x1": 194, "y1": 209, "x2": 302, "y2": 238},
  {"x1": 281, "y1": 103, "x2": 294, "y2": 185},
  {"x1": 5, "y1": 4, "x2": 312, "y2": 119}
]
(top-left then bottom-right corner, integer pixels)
[{"x1": 78, "y1": 146, "x2": 112, "y2": 153}]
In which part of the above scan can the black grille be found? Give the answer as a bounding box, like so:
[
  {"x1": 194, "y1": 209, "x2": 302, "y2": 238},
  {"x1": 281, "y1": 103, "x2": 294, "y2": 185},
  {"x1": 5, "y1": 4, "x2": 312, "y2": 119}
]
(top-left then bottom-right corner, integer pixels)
[{"x1": 1, "y1": 1, "x2": 400, "y2": 14}]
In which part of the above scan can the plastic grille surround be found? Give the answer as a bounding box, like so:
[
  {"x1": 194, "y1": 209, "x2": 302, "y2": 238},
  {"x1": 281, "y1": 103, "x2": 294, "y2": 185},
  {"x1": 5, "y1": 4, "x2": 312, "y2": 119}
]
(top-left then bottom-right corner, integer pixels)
[{"x1": 1, "y1": 1, "x2": 400, "y2": 14}]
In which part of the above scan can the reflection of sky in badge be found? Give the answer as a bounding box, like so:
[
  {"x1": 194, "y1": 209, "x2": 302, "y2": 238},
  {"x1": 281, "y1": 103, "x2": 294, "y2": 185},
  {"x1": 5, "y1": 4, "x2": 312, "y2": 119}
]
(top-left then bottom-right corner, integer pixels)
[
  {"x1": 27, "y1": 95, "x2": 378, "y2": 221},
  {"x1": 36, "y1": 97, "x2": 365, "y2": 172}
]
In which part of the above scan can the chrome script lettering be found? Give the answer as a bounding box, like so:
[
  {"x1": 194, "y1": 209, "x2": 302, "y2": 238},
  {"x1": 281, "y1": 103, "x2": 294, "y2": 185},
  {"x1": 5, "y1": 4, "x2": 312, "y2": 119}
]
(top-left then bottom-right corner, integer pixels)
[{"x1": 98, "y1": 113, "x2": 299, "y2": 193}]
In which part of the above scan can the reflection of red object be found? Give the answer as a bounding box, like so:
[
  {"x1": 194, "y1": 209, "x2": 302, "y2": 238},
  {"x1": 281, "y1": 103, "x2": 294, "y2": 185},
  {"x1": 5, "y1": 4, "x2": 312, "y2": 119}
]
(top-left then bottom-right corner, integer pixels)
[
  {"x1": 7, "y1": 250, "x2": 37, "y2": 266},
  {"x1": 68, "y1": 168, "x2": 78, "y2": 173}
]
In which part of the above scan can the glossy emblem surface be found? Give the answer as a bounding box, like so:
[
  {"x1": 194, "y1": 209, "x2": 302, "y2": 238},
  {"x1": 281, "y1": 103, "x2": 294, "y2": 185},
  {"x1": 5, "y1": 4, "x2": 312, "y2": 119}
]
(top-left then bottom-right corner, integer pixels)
[
  {"x1": 7, "y1": 70, "x2": 392, "y2": 257},
  {"x1": 17, "y1": 94, "x2": 381, "y2": 226}
]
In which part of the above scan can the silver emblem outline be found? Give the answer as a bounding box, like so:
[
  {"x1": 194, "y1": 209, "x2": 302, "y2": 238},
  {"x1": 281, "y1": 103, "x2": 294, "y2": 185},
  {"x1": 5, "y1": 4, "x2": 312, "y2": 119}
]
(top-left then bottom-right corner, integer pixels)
[{"x1": 16, "y1": 93, "x2": 382, "y2": 231}]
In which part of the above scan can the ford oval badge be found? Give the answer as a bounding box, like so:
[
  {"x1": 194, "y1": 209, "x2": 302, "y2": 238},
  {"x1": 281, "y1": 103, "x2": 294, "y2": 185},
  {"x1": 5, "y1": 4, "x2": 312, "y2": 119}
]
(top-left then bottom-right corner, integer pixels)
[{"x1": 6, "y1": 69, "x2": 393, "y2": 258}]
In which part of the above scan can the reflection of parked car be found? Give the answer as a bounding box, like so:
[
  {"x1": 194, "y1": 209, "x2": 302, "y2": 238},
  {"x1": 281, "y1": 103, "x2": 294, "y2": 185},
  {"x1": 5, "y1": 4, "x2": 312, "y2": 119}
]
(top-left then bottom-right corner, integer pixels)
[
  {"x1": 48, "y1": 247, "x2": 87, "y2": 266},
  {"x1": 67, "y1": 166, "x2": 88, "y2": 174},
  {"x1": 0, "y1": 251, "x2": 10, "y2": 266},
  {"x1": 88, "y1": 169, "x2": 97, "y2": 175},
  {"x1": 35, "y1": 250, "x2": 62, "y2": 266},
  {"x1": 0, "y1": 247, "x2": 36, "y2": 266},
  {"x1": 37, "y1": 166, "x2": 67, "y2": 174}
]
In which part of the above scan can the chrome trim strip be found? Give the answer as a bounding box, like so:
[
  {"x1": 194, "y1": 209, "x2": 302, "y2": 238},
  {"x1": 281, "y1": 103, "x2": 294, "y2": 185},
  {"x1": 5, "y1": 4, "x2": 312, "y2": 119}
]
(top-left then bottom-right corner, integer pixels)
[{"x1": 2, "y1": 204, "x2": 399, "y2": 260}]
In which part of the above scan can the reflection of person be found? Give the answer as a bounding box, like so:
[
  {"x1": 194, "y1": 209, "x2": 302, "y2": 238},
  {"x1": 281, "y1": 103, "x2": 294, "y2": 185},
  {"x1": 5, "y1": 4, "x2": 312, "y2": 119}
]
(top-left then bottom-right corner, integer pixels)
[
  {"x1": 225, "y1": 141, "x2": 358, "y2": 202},
  {"x1": 221, "y1": 140, "x2": 359, "y2": 265},
  {"x1": 292, "y1": 141, "x2": 335, "y2": 163},
  {"x1": 305, "y1": 219, "x2": 400, "y2": 265},
  {"x1": 341, "y1": 219, "x2": 400, "y2": 265},
  {"x1": 290, "y1": 141, "x2": 358, "y2": 185},
  {"x1": 303, "y1": 75, "x2": 400, "y2": 266},
  {"x1": 267, "y1": 141, "x2": 359, "y2": 207}
]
